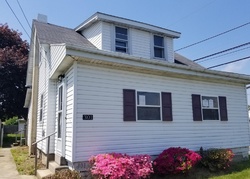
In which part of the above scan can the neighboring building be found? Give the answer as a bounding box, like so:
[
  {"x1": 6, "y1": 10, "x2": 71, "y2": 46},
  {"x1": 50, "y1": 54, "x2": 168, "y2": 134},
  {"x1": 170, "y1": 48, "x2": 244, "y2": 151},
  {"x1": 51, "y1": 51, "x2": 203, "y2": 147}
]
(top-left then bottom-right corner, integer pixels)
[{"x1": 24, "y1": 12, "x2": 250, "y2": 173}]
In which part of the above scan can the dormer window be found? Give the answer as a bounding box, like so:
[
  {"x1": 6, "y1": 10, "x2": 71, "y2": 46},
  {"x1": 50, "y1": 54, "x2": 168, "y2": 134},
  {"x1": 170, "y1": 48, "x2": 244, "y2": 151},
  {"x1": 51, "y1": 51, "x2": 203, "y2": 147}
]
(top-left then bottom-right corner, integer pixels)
[
  {"x1": 154, "y1": 35, "x2": 164, "y2": 59},
  {"x1": 115, "y1": 26, "x2": 128, "y2": 53}
]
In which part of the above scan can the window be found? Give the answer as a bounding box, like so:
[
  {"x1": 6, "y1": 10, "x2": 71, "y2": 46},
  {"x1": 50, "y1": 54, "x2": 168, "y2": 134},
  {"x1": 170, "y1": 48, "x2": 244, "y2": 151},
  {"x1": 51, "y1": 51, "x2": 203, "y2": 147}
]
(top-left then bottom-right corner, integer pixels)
[
  {"x1": 202, "y1": 96, "x2": 219, "y2": 120},
  {"x1": 115, "y1": 26, "x2": 128, "y2": 53},
  {"x1": 137, "y1": 92, "x2": 161, "y2": 120},
  {"x1": 154, "y1": 35, "x2": 164, "y2": 58},
  {"x1": 123, "y1": 89, "x2": 172, "y2": 121},
  {"x1": 192, "y1": 94, "x2": 228, "y2": 121},
  {"x1": 39, "y1": 94, "x2": 44, "y2": 121},
  {"x1": 58, "y1": 86, "x2": 63, "y2": 138}
]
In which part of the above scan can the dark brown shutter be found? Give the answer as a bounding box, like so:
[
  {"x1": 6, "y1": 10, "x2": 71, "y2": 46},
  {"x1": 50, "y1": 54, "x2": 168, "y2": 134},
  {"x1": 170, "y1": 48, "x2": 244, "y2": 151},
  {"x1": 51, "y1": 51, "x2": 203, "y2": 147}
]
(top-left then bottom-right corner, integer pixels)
[
  {"x1": 162, "y1": 92, "x2": 173, "y2": 121},
  {"x1": 219, "y1": 96, "x2": 228, "y2": 121},
  {"x1": 123, "y1": 89, "x2": 136, "y2": 121},
  {"x1": 192, "y1": 94, "x2": 202, "y2": 121}
]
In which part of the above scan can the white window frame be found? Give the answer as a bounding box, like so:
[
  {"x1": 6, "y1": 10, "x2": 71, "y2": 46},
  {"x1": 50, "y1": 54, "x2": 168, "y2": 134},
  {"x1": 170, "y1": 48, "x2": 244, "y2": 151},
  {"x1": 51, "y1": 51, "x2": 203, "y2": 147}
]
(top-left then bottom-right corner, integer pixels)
[
  {"x1": 39, "y1": 94, "x2": 44, "y2": 122},
  {"x1": 153, "y1": 35, "x2": 165, "y2": 59},
  {"x1": 136, "y1": 91, "x2": 162, "y2": 121},
  {"x1": 201, "y1": 95, "x2": 220, "y2": 121},
  {"x1": 57, "y1": 85, "x2": 63, "y2": 138},
  {"x1": 115, "y1": 26, "x2": 129, "y2": 53}
]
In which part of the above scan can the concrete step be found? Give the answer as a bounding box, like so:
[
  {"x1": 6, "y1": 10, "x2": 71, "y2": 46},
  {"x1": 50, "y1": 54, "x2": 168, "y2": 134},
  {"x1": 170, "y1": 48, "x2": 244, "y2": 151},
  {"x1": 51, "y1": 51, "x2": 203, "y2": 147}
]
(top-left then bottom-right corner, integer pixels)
[
  {"x1": 49, "y1": 161, "x2": 68, "y2": 174},
  {"x1": 37, "y1": 169, "x2": 53, "y2": 179}
]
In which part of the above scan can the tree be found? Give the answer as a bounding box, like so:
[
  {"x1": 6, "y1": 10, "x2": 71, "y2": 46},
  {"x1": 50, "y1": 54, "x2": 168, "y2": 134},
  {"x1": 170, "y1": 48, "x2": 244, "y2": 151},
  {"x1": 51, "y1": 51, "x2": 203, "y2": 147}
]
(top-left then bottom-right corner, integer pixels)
[{"x1": 0, "y1": 24, "x2": 28, "y2": 120}]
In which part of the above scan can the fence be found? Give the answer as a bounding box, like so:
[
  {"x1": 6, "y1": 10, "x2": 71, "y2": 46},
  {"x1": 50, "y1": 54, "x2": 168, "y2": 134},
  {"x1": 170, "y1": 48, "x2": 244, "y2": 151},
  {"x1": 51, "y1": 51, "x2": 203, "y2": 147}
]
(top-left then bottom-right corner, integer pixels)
[{"x1": 3, "y1": 125, "x2": 18, "y2": 134}]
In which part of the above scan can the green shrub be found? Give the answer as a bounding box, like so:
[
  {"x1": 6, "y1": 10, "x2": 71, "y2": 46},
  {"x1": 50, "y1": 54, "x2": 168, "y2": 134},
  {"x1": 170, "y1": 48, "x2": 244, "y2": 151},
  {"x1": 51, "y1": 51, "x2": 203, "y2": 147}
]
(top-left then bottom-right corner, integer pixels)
[
  {"x1": 44, "y1": 169, "x2": 81, "y2": 179},
  {"x1": 199, "y1": 147, "x2": 234, "y2": 171},
  {"x1": 4, "y1": 116, "x2": 18, "y2": 125}
]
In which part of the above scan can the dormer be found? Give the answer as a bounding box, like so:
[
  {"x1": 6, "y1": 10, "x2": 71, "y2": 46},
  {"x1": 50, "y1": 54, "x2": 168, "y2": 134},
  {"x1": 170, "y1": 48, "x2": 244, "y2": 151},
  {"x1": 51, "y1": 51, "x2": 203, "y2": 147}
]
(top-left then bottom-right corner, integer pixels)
[{"x1": 75, "y1": 12, "x2": 181, "y2": 63}]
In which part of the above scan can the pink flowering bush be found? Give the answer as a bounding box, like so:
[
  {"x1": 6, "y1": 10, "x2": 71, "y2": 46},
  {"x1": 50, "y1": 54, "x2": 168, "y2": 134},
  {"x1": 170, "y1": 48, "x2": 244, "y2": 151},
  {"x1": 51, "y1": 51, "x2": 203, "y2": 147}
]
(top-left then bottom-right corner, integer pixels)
[
  {"x1": 89, "y1": 153, "x2": 153, "y2": 179},
  {"x1": 153, "y1": 147, "x2": 201, "y2": 175}
]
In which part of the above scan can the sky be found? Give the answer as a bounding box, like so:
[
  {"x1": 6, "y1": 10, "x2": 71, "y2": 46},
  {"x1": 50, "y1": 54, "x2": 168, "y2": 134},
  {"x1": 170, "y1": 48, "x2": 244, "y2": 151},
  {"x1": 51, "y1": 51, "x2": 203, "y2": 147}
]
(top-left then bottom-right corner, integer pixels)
[{"x1": 1, "y1": 0, "x2": 250, "y2": 104}]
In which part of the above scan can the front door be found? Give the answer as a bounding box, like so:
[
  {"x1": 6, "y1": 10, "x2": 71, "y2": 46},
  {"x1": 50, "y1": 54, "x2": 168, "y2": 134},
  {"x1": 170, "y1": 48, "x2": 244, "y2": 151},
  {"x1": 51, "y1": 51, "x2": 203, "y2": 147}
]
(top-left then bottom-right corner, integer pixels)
[{"x1": 56, "y1": 83, "x2": 65, "y2": 156}]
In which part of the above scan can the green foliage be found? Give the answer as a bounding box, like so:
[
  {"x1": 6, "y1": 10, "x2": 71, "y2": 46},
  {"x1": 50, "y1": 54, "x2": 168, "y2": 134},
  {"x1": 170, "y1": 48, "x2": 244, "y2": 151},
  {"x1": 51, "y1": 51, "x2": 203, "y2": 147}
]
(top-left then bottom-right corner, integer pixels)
[
  {"x1": 199, "y1": 147, "x2": 234, "y2": 172},
  {"x1": 0, "y1": 24, "x2": 29, "y2": 119},
  {"x1": 44, "y1": 169, "x2": 81, "y2": 179},
  {"x1": 4, "y1": 116, "x2": 18, "y2": 125}
]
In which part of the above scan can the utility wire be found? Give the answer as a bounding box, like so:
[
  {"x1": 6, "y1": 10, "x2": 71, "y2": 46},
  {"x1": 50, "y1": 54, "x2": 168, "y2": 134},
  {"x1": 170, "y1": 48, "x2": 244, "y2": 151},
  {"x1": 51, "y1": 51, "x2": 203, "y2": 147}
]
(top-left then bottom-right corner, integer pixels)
[
  {"x1": 16, "y1": 0, "x2": 31, "y2": 29},
  {"x1": 175, "y1": 21, "x2": 250, "y2": 52},
  {"x1": 198, "y1": 46, "x2": 250, "y2": 63},
  {"x1": 194, "y1": 42, "x2": 250, "y2": 62},
  {"x1": 207, "y1": 56, "x2": 250, "y2": 69},
  {"x1": 5, "y1": 0, "x2": 30, "y2": 39}
]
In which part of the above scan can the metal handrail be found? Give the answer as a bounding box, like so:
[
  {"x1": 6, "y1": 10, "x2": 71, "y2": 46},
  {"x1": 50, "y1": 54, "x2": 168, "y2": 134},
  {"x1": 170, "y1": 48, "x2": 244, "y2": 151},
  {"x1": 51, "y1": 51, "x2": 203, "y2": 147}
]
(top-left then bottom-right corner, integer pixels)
[{"x1": 32, "y1": 131, "x2": 57, "y2": 175}]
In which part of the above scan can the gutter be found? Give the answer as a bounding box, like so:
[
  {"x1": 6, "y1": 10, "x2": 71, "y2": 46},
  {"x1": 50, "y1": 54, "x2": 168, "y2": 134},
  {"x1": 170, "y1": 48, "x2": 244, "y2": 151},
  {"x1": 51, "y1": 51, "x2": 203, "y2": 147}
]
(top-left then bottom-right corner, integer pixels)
[{"x1": 64, "y1": 43, "x2": 250, "y2": 84}]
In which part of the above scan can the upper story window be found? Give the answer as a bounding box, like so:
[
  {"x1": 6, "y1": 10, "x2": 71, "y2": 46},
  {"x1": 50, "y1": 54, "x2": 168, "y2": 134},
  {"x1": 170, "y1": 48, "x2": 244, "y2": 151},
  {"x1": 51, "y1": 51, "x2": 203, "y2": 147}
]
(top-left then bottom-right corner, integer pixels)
[
  {"x1": 115, "y1": 26, "x2": 128, "y2": 53},
  {"x1": 154, "y1": 35, "x2": 164, "y2": 59}
]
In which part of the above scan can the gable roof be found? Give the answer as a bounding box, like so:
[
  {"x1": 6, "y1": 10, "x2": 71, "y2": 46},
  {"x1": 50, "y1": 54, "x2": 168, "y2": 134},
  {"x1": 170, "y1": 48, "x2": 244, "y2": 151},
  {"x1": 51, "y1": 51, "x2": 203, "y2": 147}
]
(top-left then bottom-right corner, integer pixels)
[{"x1": 33, "y1": 20, "x2": 96, "y2": 49}]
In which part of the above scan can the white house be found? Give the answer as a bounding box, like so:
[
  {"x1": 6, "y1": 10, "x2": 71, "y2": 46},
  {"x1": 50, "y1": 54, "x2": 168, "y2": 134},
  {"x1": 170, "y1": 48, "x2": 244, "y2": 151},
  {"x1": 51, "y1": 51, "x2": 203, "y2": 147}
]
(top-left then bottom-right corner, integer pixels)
[{"x1": 24, "y1": 12, "x2": 250, "y2": 173}]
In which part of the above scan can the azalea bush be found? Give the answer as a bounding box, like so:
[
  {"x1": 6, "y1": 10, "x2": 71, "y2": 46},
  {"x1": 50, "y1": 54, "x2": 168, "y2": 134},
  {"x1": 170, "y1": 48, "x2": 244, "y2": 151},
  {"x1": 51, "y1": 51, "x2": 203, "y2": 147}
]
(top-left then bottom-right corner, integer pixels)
[
  {"x1": 199, "y1": 147, "x2": 234, "y2": 171},
  {"x1": 153, "y1": 147, "x2": 201, "y2": 175},
  {"x1": 89, "y1": 153, "x2": 153, "y2": 179}
]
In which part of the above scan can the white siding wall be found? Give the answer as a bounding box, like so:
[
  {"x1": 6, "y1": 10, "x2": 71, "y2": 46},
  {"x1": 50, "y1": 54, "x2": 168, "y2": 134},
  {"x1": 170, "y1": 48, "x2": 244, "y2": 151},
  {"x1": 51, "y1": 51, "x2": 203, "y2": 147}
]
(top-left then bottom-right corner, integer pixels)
[
  {"x1": 37, "y1": 45, "x2": 48, "y2": 152},
  {"x1": 74, "y1": 64, "x2": 250, "y2": 162},
  {"x1": 50, "y1": 44, "x2": 66, "y2": 78},
  {"x1": 165, "y1": 37, "x2": 174, "y2": 62},
  {"x1": 82, "y1": 21, "x2": 102, "y2": 50},
  {"x1": 65, "y1": 66, "x2": 74, "y2": 161},
  {"x1": 102, "y1": 22, "x2": 112, "y2": 51},
  {"x1": 130, "y1": 29, "x2": 151, "y2": 59}
]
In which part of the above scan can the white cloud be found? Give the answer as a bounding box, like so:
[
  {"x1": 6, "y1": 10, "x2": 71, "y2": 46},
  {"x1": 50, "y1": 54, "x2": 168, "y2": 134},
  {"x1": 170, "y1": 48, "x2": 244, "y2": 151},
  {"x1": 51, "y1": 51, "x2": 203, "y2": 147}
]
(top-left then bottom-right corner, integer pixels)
[{"x1": 221, "y1": 60, "x2": 248, "y2": 73}]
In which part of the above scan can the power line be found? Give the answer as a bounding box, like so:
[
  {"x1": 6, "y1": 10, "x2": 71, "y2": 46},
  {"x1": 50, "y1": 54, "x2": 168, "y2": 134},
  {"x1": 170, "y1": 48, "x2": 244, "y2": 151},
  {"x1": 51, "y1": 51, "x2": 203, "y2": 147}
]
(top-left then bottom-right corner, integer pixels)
[
  {"x1": 5, "y1": 0, "x2": 30, "y2": 39},
  {"x1": 197, "y1": 46, "x2": 250, "y2": 63},
  {"x1": 207, "y1": 56, "x2": 250, "y2": 69},
  {"x1": 16, "y1": 0, "x2": 31, "y2": 29},
  {"x1": 175, "y1": 21, "x2": 250, "y2": 52},
  {"x1": 194, "y1": 42, "x2": 250, "y2": 62}
]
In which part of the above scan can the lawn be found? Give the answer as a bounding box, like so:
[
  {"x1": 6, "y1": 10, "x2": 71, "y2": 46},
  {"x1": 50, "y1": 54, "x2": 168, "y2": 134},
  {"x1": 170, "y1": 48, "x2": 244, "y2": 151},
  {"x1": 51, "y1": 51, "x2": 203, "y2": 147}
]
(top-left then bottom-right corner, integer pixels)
[{"x1": 11, "y1": 146, "x2": 44, "y2": 175}]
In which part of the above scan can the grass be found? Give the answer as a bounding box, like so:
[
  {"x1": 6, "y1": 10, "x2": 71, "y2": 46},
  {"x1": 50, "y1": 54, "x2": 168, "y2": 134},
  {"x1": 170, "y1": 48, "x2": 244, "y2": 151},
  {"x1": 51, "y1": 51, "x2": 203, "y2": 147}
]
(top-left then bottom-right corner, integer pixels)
[
  {"x1": 151, "y1": 158, "x2": 250, "y2": 179},
  {"x1": 11, "y1": 146, "x2": 44, "y2": 175}
]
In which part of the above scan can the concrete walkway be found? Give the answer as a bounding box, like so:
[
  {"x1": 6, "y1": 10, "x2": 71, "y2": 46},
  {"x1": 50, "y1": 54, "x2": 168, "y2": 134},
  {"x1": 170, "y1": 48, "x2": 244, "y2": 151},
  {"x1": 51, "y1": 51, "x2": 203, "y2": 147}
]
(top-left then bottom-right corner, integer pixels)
[{"x1": 0, "y1": 148, "x2": 37, "y2": 179}]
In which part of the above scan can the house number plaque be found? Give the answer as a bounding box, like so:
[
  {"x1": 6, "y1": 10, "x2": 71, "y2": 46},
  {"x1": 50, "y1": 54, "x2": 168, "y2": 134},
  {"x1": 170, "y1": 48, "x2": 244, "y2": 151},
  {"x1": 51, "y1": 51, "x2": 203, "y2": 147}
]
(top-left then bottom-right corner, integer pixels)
[{"x1": 82, "y1": 115, "x2": 93, "y2": 120}]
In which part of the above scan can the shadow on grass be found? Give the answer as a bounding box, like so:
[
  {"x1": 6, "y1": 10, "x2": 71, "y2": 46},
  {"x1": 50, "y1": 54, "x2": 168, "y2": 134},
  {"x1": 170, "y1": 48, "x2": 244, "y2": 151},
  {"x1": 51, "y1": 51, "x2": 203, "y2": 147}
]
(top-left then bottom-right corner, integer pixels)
[{"x1": 150, "y1": 158, "x2": 250, "y2": 179}]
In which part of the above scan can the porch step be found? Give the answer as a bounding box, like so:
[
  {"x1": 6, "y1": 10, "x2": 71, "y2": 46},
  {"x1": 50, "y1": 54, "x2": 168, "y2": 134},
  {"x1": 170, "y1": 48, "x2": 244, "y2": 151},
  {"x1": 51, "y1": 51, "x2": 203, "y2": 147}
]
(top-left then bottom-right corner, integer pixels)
[
  {"x1": 37, "y1": 169, "x2": 53, "y2": 179},
  {"x1": 49, "y1": 161, "x2": 68, "y2": 173}
]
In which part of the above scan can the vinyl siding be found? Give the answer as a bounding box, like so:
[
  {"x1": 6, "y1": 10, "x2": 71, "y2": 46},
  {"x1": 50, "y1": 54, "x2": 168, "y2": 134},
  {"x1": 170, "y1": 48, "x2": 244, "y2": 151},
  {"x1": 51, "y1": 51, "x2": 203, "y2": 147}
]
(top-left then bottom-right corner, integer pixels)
[
  {"x1": 82, "y1": 21, "x2": 102, "y2": 49},
  {"x1": 130, "y1": 29, "x2": 151, "y2": 58},
  {"x1": 102, "y1": 22, "x2": 112, "y2": 51},
  {"x1": 50, "y1": 44, "x2": 66, "y2": 78},
  {"x1": 165, "y1": 37, "x2": 174, "y2": 62},
  {"x1": 74, "y1": 63, "x2": 250, "y2": 161},
  {"x1": 65, "y1": 67, "x2": 74, "y2": 161},
  {"x1": 37, "y1": 45, "x2": 48, "y2": 152}
]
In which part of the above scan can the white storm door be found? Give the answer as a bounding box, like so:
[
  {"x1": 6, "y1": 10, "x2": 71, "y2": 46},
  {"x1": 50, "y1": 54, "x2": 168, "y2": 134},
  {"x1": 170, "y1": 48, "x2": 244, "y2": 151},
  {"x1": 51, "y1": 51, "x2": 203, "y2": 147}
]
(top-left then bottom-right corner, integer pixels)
[{"x1": 56, "y1": 83, "x2": 65, "y2": 156}]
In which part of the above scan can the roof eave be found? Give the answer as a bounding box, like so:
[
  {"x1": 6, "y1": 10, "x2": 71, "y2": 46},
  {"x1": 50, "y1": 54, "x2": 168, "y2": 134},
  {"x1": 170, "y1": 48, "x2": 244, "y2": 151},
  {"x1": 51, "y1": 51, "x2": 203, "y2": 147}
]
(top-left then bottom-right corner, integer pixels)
[
  {"x1": 75, "y1": 12, "x2": 181, "y2": 38},
  {"x1": 64, "y1": 43, "x2": 250, "y2": 84}
]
